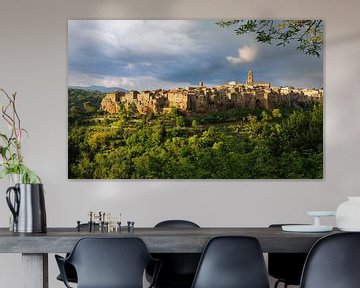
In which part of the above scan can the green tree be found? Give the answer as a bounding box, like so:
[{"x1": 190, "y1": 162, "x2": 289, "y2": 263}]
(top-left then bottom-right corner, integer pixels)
[
  {"x1": 175, "y1": 116, "x2": 186, "y2": 127},
  {"x1": 83, "y1": 101, "x2": 97, "y2": 113},
  {"x1": 191, "y1": 119, "x2": 199, "y2": 128},
  {"x1": 127, "y1": 102, "x2": 139, "y2": 117},
  {"x1": 216, "y1": 20, "x2": 323, "y2": 56},
  {"x1": 170, "y1": 107, "x2": 181, "y2": 118},
  {"x1": 88, "y1": 131, "x2": 109, "y2": 151}
]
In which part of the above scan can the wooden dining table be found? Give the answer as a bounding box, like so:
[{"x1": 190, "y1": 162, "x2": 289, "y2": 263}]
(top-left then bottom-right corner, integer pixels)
[{"x1": 0, "y1": 226, "x2": 339, "y2": 288}]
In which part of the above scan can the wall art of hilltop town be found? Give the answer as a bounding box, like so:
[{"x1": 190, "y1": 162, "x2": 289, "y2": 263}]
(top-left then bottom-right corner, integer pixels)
[{"x1": 101, "y1": 70, "x2": 323, "y2": 115}]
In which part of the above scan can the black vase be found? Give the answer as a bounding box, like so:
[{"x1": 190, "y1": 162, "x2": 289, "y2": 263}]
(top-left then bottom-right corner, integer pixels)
[{"x1": 6, "y1": 183, "x2": 47, "y2": 233}]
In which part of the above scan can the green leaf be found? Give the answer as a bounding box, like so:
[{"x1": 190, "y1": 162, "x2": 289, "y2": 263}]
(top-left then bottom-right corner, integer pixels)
[
  {"x1": 18, "y1": 163, "x2": 41, "y2": 184},
  {"x1": 0, "y1": 133, "x2": 8, "y2": 142},
  {"x1": 0, "y1": 146, "x2": 8, "y2": 158},
  {"x1": 21, "y1": 128, "x2": 29, "y2": 137},
  {"x1": 0, "y1": 168, "x2": 9, "y2": 179}
]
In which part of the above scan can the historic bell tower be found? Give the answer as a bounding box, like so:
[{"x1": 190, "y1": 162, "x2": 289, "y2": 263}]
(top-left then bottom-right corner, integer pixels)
[{"x1": 246, "y1": 70, "x2": 254, "y2": 85}]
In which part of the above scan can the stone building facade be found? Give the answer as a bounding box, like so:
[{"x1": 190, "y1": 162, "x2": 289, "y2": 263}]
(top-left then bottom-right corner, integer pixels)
[{"x1": 101, "y1": 71, "x2": 323, "y2": 115}]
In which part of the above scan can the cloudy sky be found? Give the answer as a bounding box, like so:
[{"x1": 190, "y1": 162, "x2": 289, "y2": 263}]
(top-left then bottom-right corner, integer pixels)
[{"x1": 68, "y1": 20, "x2": 323, "y2": 90}]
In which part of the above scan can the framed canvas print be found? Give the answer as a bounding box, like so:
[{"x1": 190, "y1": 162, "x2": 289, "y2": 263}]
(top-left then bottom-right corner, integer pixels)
[{"x1": 68, "y1": 20, "x2": 323, "y2": 179}]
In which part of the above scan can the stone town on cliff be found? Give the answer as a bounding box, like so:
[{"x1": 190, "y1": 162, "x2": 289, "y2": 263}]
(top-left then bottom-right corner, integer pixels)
[{"x1": 101, "y1": 71, "x2": 323, "y2": 115}]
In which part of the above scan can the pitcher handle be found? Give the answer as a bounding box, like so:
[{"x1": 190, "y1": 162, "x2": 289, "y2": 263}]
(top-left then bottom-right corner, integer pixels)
[{"x1": 6, "y1": 186, "x2": 20, "y2": 224}]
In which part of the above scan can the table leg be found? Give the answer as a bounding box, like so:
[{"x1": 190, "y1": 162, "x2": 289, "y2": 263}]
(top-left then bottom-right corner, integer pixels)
[{"x1": 22, "y1": 253, "x2": 48, "y2": 288}]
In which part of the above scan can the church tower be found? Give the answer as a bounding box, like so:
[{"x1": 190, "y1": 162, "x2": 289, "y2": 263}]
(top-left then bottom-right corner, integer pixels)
[{"x1": 246, "y1": 70, "x2": 254, "y2": 85}]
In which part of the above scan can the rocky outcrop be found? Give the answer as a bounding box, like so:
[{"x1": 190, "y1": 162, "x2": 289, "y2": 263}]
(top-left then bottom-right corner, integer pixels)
[{"x1": 101, "y1": 94, "x2": 119, "y2": 114}]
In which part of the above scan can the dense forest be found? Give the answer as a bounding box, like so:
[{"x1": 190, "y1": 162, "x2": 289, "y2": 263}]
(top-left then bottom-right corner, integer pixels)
[{"x1": 68, "y1": 88, "x2": 323, "y2": 179}]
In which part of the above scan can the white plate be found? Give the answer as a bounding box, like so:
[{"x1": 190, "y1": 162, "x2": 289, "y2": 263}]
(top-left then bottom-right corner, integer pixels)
[
  {"x1": 307, "y1": 211, "x2": 336, "y2": 217},
  {"x1": 282, "y1": 225, "x2": 333, "y2": 232}
]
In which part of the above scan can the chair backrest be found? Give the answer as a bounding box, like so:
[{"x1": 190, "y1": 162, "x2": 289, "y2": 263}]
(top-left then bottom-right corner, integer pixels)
[
  {"x1": 300, "y1": 232, "x2": 360, "y2": 288},
  {"x1": 191, "y1": 236, "x2": 270, "y2": 288},
  {"x1": 268, "y1": 224, "x2": 308, "y2": 285},
  {"x1": 155, "y1": 219, "x2": 200, "y2": 228},
  {"x1": 66, "y1": 237, "x2": 154, "y2": 288},
  {"x1": 151, "y1": 220, "x2": 201, "y2": 286}
]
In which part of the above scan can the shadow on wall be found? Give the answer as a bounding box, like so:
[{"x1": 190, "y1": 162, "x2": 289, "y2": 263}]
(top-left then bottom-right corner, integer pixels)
[
  {"x1": 91, "y1": 1, "x2": 182, "y2": 19},
  {"x1": 327, "y1": 31, "x2": 360, "y2": 47}
]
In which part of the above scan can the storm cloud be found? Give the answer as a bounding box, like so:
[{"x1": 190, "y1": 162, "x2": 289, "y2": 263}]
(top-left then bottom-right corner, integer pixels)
[{"x1": 68, "y1": 20, "x2": 323, "y2": 90}]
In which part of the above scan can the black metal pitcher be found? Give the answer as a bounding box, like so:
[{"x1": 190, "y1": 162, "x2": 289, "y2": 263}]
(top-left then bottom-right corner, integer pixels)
[{"x1": 6, "y1": 183, "x2": 47, "y2": 233}]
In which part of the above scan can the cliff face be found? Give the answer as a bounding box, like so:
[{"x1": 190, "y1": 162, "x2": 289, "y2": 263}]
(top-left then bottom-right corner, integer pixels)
[{"x1": 101, "y1": 94, "x2": 119, "y2": 113}]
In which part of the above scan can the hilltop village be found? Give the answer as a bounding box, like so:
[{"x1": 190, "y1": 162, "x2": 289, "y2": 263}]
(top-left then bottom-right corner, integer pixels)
[{"x1": 101, "y1": 71, "x2": 323, "y2": 115}]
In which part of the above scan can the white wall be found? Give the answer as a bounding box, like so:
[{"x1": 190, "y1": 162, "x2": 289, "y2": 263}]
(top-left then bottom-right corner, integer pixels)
[{"x1": 1, "y1": 0, "x2": 360, "y2": 287}]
